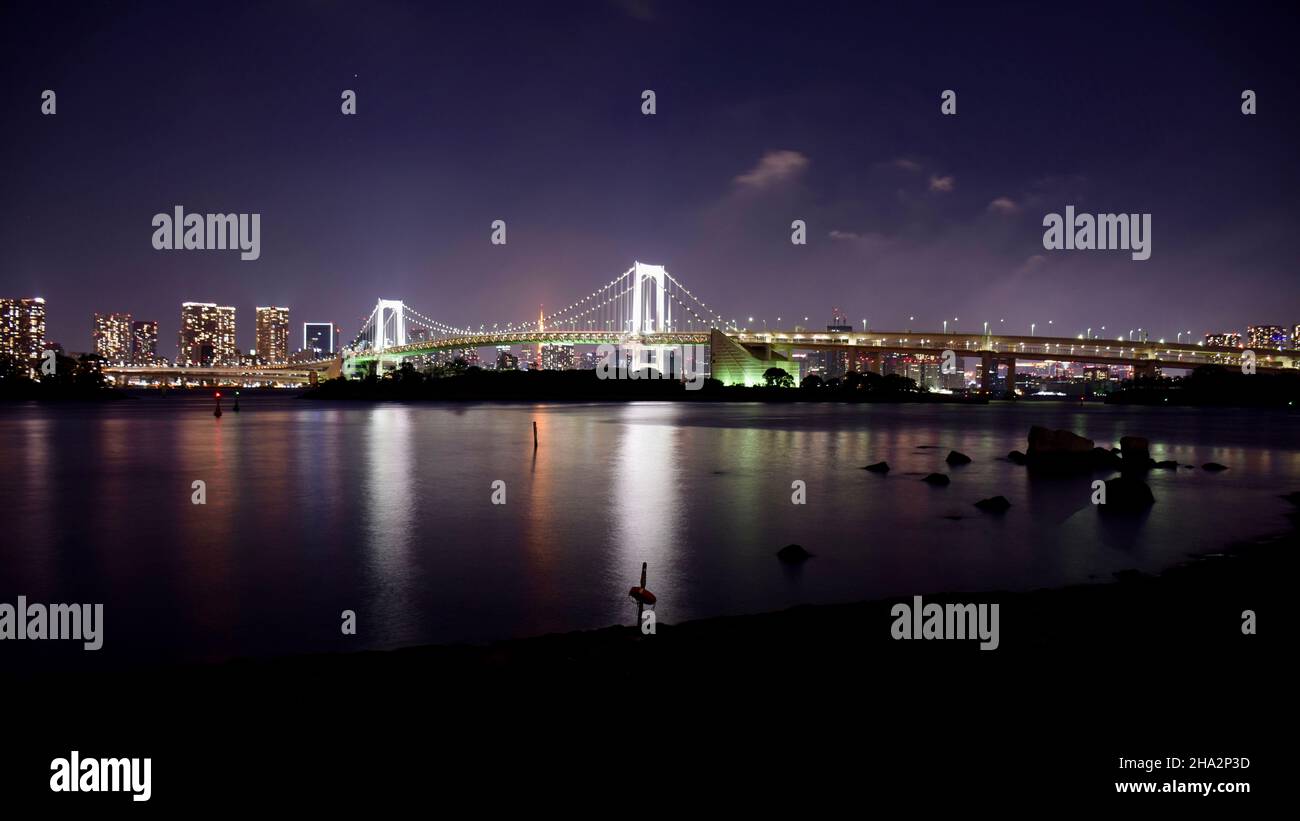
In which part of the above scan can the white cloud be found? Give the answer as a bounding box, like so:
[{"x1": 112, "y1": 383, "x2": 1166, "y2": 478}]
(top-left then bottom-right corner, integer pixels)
[
  {"x1": 929, "y1": 174, "x2": 955, "y2": 193},
  {"x1": 891, "y1": 158, "x2": 922, "y2": 172},
  {"x1": 987, "y1": 196, "x2": 1019, "y2": 215},
  {"x1": 734, "y1": 150, "x2": 809, "y2": 189},
  {"x1": 829, "y1": 230, "x2": 861, "y2": 240}
]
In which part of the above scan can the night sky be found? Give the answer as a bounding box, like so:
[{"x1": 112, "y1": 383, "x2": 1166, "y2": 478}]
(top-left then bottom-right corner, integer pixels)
[{"x1": 2, "y1": 0, "x2": 1298, "y2": 353}]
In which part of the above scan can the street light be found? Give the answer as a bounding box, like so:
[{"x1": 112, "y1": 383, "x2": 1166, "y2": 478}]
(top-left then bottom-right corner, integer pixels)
[{"x1": 1031, "y1": 323, "x2": 1036, "y2": 336}]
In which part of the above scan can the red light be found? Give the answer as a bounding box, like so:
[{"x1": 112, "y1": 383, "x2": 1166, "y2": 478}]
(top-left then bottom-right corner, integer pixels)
[{"x1": 215, "y1": 392, "x2": 221, "y2": 398}]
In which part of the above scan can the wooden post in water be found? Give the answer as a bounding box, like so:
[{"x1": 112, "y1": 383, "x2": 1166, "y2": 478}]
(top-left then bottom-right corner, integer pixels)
[
  {"x1": 636, "y1": 562, "x2": 647, "y2": 627},
  {"x1": 533, "y1": 420, "x2": 538, "y2": 450}
]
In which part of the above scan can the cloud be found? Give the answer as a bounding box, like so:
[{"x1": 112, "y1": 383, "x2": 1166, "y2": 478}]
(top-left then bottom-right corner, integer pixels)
[
  {"x1": 987, "y1": 196, "x2": 1019, "y2": 215},
  {"x1": 890, "y1": 158, "x2": 922, "y2": 172},
  {"x1": 829, "y1": 230, "x2": 861, "y2": 240},
  {"x1": 928, "y1": 174, "x2": 955, "y2": 193},
  {"x1": 734, "y1": 150, "x2": 809, "y2": 189}
]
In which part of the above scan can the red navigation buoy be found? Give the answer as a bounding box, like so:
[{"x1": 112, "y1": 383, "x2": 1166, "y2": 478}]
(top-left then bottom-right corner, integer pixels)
[
  {"x1": 628, "y1": 561, "x2": 655, "y2": 607},
  {"x1": 628, "y1": 586, "x2": 656, "y2": 606}
]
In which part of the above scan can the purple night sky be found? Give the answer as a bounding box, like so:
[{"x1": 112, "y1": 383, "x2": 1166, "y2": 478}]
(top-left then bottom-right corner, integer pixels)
[{"x1": 2, "y1": 0, "x2": 1298, "y2": 353}]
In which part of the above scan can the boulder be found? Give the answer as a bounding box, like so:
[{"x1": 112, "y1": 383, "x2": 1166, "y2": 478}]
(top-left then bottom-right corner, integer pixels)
[
  {"x1": 1028, "y1": 425, "x2": 1095, "y2": 456},
  {"x1": 1007, "y1": 450, "x2": 1027, "y2": 465},
  {"x1": 974, "y1": 495, "x2": 1011, "y2": 513},
  {"x1": 863, "y1": 461, "x2": 890, "y2": 473},
  {"x1": 922, "y1": 473, "x2": 950, "y2": 486},
  {"x1": 945, "y1": 450, "x2": 972, "y2": 465},
  {"x1": 777, "y1": 544, "x2": 813, "y2": 563},
  {"x1": 1101, "y1": 476, "x2": 1155, "y2": 510},
  {"x1": 1202, "y1": 462, "x2": 1229, "y2": 472},
  {"x1": 1119, "y1": 436, "x2": 1154, "y2": 472},
  {"x1": 1153, "y1": 460, "x2": 1178, "y2": 469},
  {"x1": 1026, "y1": 426, "x2": 1100, "y2": 471}
]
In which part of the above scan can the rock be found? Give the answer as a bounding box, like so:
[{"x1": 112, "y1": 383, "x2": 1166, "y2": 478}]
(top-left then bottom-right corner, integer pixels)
[
  {"x1": 777, "y1": 543, "x2": 813, "y2": 563},
  {"x1": 922, "y1": 473, "x2": 950, "y2": 486},
  {"x1": 945, "y1": 450, "x2": 972, "y2": 465},
  {"x1": 1202, "y1": 462, "x2": 1229, "y2": 472},
  {"x1": 1028, "y1": 426, "x2": 1095, "y2": 456},
  {"x1": 974, "y1": 495, "x2": 1011, "y2": 513},
  {"x1": 1007, "y1": 450, "x2": 1027, "y2": 465},
  {"x1": 1181, "y1": 464, "x2": 1195, "y2": 470},
  {"x1": 1153, "y1": 460, "x2": 1178, "y2": 469},
  {"x1": 1101, "y1": 476, "x2": 1155, "y2": 510},
  {"x1": 1119, "y1": 436, "x2": 1153, "y2": 472},
  {"x1": 863, "y1": 461, "x2": 890, "y2": 473},
  {"x1": 1281, "y1": 491, "x2": 1300, "y2": 507},
  {"x1": 1026, "y1": 426, "x2": 1099, "y2": 472}
]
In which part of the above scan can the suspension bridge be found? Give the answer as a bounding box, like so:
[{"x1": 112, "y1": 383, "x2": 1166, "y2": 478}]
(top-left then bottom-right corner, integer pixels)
[{"x1": 102, "y1": 261, "x2": 1299, "y2": 389}]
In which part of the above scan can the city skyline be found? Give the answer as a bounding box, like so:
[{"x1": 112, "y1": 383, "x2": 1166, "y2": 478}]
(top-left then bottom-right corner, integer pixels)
[{"x1": 3, "y1": 1, "x2": 1298, "y2": 357}]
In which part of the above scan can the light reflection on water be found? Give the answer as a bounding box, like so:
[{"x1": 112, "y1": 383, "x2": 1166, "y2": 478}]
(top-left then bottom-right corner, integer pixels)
[{"x1": 1, "y1": 396, "x2": 1297, "y2": 670}]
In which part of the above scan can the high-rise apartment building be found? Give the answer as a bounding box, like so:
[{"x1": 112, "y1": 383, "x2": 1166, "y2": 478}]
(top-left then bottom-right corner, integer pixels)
[
  {"x1": 1203, "y1": 332, "x2": 1242, "y2": 348},
  {"x1": 1246, "y1": 325, "x2": 1289, "y2": 350},
  {"x1": 132, "y1": 320, "x2": 159, "y2": 364},
  {"x1": 495, "y1": 346, "x2": 519, "y2": 370},
  {"x1": 303, "y1": 322, "x2": 335, "y2": 357},
  {"x1": 541, "y1": 344, "x2": 575, "y2": 371},
  {"x1": 256, "y1": 306, "x2": 290, "y2": 364},
  {"x1": 178, "y1": 302, "x2": 237, "y2": 366},
  {"x1": 0, "y1": 297, "x2": 46, "y2": 372},
  {"x1": 93, "y1": 312, "x2": 133, "y2": 364}
]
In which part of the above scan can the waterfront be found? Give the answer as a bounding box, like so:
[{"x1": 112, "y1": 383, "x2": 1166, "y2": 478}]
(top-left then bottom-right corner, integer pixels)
[{"x1": 1, "y1": 395, "x2": 1297, "y2": 670}]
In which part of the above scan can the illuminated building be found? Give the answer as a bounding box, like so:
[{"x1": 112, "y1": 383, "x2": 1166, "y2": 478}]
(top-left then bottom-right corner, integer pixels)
[
  {"x1": 179, "y1": 302, "x2": 237, "y2": 366},
  {"x1": 256, "y1": 306, "x2": 290, "y2": 364},
  {"x1": 541, "y1": 344, "x2": 575, "y2": 371},
  {"x1": 0, "y1": 297, "x2": 46, "y2": 373},
  {"x1": 1246, "y1": 325, "x2": 1288, "y2": 350},
  {"x1": 496, "y1": 347, "x2": 519, "y2": 370},
  {"x1": 93, "y1": 312, "x2": 133, "y2": 364},
  {"x1": 131, "y1": 320, "x2": 158, "y2": 364},
  {"x1": 303, "y1": 322, "x2": 335, "y2": 357},
  {"x1": 1203, "y1": 332, "x2": 1242, "y2": 348}
]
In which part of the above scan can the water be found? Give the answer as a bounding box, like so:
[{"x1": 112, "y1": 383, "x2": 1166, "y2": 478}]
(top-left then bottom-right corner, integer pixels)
[{"x1": 2, "y1": 395, "x2": 1297, "y2": 670}]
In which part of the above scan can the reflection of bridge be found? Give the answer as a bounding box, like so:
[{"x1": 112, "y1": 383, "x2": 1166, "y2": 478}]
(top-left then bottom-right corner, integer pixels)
[{"x1": 109, "y1": 261, "x2": 1300, "y2": 389}]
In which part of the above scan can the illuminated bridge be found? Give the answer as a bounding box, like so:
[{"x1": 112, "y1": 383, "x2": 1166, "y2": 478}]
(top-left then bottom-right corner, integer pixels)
[{"x1": 106, "y1": 262, "x2": 1299, "y2": 389}]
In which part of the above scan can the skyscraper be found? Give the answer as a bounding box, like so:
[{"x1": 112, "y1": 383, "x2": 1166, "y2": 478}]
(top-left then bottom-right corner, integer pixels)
[
  {"x1": 256, "y1": 306, "x2": 290, "y2": 364},
  {"x1": 1246, "y1": 325, "x2": 1289, "y2": 350},
  {"x1": 132, "y1": 320, "x2": 159, "y2": 364},
  {"x1": 0, "y1": 297, "x2": 46, "y2": 373},
  {"x1": 541, "y1": 344, "x2": 575, "y2": 370},
  {"x1": 1204, "y1": 332, "x2": 1242, "y2": 348},
  {"x1": 303, "y1": 322, "x2": 335, "y2": 356},
  {"x1": 179, "y1": 302, "x2": 237, "y2": 366},
  {"x1": 93, "y1": 312, "x2": 133, "y2": 364}
]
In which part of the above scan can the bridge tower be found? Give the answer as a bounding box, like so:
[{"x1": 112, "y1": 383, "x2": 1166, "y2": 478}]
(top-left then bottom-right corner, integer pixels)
[
  {"x1": 630, "y1": 261, "x2": 667, "y2": 337},
  {"x1": 374, "y1": 299, "x2": 407, "y2": 352}
]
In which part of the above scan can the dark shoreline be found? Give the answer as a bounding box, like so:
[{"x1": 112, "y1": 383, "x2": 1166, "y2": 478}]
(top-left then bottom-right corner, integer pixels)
[{"x1": 12, "y1": 517, "x2": 1288, "y2": 688}]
